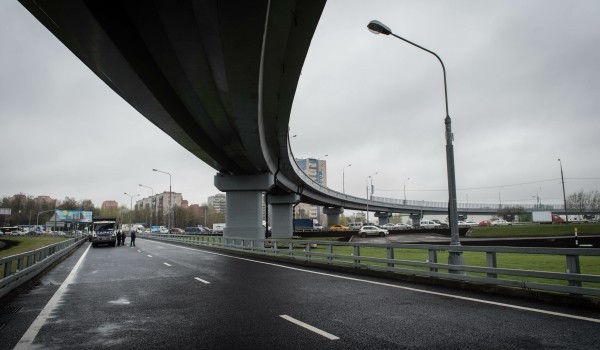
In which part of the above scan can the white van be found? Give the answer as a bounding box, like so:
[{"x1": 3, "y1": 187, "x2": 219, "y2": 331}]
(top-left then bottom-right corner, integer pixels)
[{"x1": 348, "y1": 222, "x2": 363, "y2": 230}]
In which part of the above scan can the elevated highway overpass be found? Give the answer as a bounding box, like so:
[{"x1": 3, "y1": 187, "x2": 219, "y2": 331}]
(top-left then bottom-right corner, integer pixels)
[{"x1": 20, "y1": 0, "x2": 593, "y2": 239}]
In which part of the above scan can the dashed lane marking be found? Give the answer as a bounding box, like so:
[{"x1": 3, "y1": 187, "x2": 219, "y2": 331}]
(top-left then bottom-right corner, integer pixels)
[
  {"x1": 280, "y1": 315, "x2": 339, "y2": 340},
  {"x1": 194, "y1": 277, "x2": 210, "y2": 284}
]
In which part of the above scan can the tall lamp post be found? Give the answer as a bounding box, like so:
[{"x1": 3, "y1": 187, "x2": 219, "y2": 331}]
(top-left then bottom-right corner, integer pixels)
[
  {"x1": 558, "y1": 158, "x2": 568, "y2": 223},
  {"x1": 153, "y1": 168, "x2": 172, "y2": 229},
  {"x1": 367, "y1": 19, "x2": 463, "y2": 267},
  {"x1": 403, "y1": 177, "x2": 410, "y2": 203},
  {"x1": 343, "y1": 164, "x2": 352, "y2": 194},
  {"x1": 365, "y1": 172, "x2": 378, "y2": 224},
  {"x1": 124, "y1": 192, "x2": 140, "y2": 230},
  {"x1": 139, "y1": 184, "x2": 154, "y2": 230},
  {"x1": 315, "y1": 155, "x2": 327, "y2": 224}
]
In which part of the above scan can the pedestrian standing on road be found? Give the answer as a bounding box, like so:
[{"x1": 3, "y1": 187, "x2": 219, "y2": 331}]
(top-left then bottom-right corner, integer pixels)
[
  {"x1": 130, "y1": 229, "x2": 136, "y2": 247},
  {"x1": 116, "y1": 229, "x2": 122, "y2": 247},
  {"x1": 121, "y1": 230, "x2": 126, "y2": 246}
]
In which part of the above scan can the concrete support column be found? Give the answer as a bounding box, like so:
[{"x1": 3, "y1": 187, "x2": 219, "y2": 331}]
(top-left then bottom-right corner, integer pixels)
[
  {"x1": 323, "y1": 206, "x2": 344, "y2": 226},
  {"x1": 409, "y1": 213, "x2": 422, "y2": 226},
  {"x1": 214, "y1": 173, "x2": 274, "y2": 243},
  {"x1": 375, "y1": 211, "x2": 392, "y2": 225},
  {"x1": 268, "y1": 193, "x2": 300, "y2": 239}
]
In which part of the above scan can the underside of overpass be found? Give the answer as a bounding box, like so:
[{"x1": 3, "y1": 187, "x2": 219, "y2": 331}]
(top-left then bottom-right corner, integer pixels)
[{"x1": 20, "y1": 0, "x2": 457, "y2": 240}]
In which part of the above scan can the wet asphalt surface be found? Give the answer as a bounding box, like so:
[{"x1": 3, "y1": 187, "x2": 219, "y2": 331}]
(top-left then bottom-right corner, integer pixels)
[{"x1": 1, "y1": 238, "x2": 600, "y2": 349}]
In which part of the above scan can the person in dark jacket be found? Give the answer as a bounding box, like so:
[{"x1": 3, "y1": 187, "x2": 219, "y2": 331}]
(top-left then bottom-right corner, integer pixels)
[
  {"x1": 121, "y1": 230, "x2": 126, "y2": 246},
  {"x1": 130, "y1": 229, "x2": 136, "y2": 247},
  {"x1": 116, "y1": 230, "x2": 122, "y2": 246}
]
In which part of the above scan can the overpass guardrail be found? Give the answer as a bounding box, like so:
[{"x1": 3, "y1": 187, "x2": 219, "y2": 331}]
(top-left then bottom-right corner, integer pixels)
[
  {"x1": 0, "y1": 236, "x2": 87, "y2": 299},
  {"x1": 141, "y1": 233, "x2": 600, "y2": 299}
]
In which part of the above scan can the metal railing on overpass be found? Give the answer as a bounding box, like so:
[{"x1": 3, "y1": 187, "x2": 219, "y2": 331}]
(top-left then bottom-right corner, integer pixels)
[
  {"x1": 0, "y1": 236, "x2": 87, "y2": 299},
  {"x1": 141, "y1": 233, "x2": 600, "y2": 298}
]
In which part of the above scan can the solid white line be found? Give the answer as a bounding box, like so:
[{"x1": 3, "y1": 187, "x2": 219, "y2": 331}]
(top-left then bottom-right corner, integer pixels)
[
  {"x1": 194, "y1": 277, "x2": 210, "y2": 284},
  {"x1": 14, "y1": 243, "x2": 92, "y2": 350},
  {"x1": 163, "y1": 262, "x2": 171, "y2": 267},
  {"x1": 280, "y1": 315, "x2": 339, "y2": 340},
  {"x1": 147, "y1": 255, "x2": 152, "y2": 258},
  {"x1": 137, "y1": 250, "x2": 142, "y2": 252}
]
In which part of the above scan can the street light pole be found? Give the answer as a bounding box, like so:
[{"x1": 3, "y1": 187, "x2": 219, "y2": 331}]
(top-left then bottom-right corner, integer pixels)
[
  {"x1": 367, "y1": 19, "x2": 463, "y2": 267},
  {"x1": 558, "y1": 158, "x2": 569, "y2": 223},
  {"x1": 403, "y1": 177, "x2": 410, "y2": 203},
  {"x1": 139, "y1": 184, "x2": 154, "y2": 230},
  {"x1": 124, "y1": 192, "x2": 140, "y2": 230},
  {"x1": 153, "y1": 168, "x2": 172, "y2": 229},
  {"x1": 343, "y1": 163, "x2": 352, "y2": 194},
  {"x1": 365, "y1": 172, "x2": 377, "y2": 224}
]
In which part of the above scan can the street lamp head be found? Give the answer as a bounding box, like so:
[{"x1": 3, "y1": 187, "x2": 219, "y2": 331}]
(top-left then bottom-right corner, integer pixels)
[
  {"x1": 152, "y1": 168, "x2": 157, "y2": 172},
  {"x1": 367, "y1": 20, "x2": 392, "y2": 35}
]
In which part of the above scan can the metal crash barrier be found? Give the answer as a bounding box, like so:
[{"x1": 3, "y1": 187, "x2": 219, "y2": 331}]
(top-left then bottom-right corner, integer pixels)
[
  {"x1": 140, "y1": 233, "x2": 600, "y2": 298},
  {"x1": 0, "y1": 236, "x2": 87, "y2": 299}
]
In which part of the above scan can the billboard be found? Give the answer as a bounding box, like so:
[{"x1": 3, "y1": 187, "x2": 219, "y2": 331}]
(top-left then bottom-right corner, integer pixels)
[{"x1": 54, "y1": 210, "x2": 93, "y2": 223}]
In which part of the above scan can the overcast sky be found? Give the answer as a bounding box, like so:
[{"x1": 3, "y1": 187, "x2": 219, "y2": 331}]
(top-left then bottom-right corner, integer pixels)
[{"x1": 1, "y1": 0, "x2": 599, "y2": 211}]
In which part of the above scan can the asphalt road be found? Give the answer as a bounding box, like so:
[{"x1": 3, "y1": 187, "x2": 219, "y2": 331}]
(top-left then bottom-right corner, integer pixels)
[{"x1": 1, "y1": 238, "x2": 600, "y2": 349}]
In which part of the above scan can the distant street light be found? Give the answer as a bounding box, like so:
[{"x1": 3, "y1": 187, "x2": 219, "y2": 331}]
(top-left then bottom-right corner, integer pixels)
[
  {"x1": 153, "y1": 168, "x2": 172, "y2": 229},
  {"x1": 124, "y1": 192, "x2": 140, "y2": 230},
  {"x1": 36, "y1": 209, "x2": 56, "y2": 226},
  {"x1": 139, "y1": 184, "x2": 154, "y2": 229},
  {"x1": 403, "y1": 177, "x2": 411, "y2": 203},
  {"x1": 343, "y1": 164, "x2": 352, "y2": 194},
  {"x1": 365, "y1": 172, "x2": 378, "y2": 224},
  {"x1": 558, "y1": 158, "x2": 568, "y2": 223},
  {"x1": 367, "y1": 19, "x2": 463, "y2": 268}
]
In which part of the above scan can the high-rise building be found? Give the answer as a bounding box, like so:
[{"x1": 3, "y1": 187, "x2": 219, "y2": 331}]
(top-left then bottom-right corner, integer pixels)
[
  {"x1": 101, "y1": 200, "x2": 118, "y2": 210},
  {"x1": 294, "y1": 157, "x2": 327, "y2": 223},
  {"x1": 208, "y1": 193, "x2": 226, "y2": 213}
]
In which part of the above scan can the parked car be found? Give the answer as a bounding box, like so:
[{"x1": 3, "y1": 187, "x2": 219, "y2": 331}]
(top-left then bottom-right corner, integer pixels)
[
  {"x1": 329, "y1": 224, "x2": 350, "y2": 231},
  {"x1": 358, "y1": 225, "x2": 389, "y2": 237},
  {"x1": 169, "y1": 228, "x2": 184, "y2": 234},
  {"x1": 479, "y1": 220, "x2": 491, "y2": 227},
  {"x1": 491, "y1": 219, "x2": 511, "y2": 226},
  {"x1": 380, "y1": 223, "x2": 397, "y2": 229},
  {"x1": 464, "y1": 221, "x2": 479, "y2": 227}
]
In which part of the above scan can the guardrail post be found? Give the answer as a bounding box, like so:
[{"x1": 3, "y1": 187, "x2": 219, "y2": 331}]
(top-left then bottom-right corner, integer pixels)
[
  {"x1": 327, "y1": 244, "x2": 333, "y2": 263},
  {"x1": 305, "y1": 243, "x2": 312, "y2": 260},
  {"x1": 486, "y1": 252, "x2": 497, "y2": 279},
  {"x1": 353, "y1": 245, "x2": 361, "y2": 267},
  {"x1": 566, "y1": 254, "x2": 582, "y2": 287},
  {"x1": 428, "y1": 249, "x2": 438, "y2": 273},
  {"x1": 3, "y1": 261, "x2": 11, "y2": 278},
  {"x1": 288, "y1": 241, "x2": 294, "y2": 255},
  {"x1": 387, "y1": 247, "x2": 395, "y2": 269}
]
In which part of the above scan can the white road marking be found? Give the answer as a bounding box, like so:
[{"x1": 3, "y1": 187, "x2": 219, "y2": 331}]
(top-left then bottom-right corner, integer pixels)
[
  {"x1": 137, "y1": 250, "x2": 142, "y2": 252},
  {"x1": 163, "y1": 262, "x2": 171, "y2": 267},
  {"x1": 147, "y1": 255, "x2": 153, "y2": 258},
  {"x1": 14, "y1": 243, "x2": 92, "y2": 350},
  {"x1": 194, "y1": 277, "x2": 210, "y2": 284},
  {"x1": 280, "y1": 315, "x2": 339, "y2": 340},
  {"x1": 156, "y1": 241, "x2": 600, "y2": 324}
]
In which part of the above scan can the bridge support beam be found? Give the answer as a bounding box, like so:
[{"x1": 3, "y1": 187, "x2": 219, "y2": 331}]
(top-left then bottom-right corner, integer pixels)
[
  {"x1": 323, "y1": 206, "x2": 344, "y2": 226},
  {"x1": 215, "y1": 173, "x2": 274, "y2": 243},
  {"x1": 409, "y1": 213, "x2": 422, "y2": 226},
  {"x1": 268, "y1": 193, "x2": 300, "y2": 239},
  {"x1": 375, "y1": 211, "x2": 392, "y2": 225}
]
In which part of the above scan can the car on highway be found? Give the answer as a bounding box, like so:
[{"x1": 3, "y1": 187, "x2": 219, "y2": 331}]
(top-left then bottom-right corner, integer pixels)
[
  {"x1": 358, "y1": 225, "x2": 389, "y2": 237},
  {"x1": 491, "y1": 219, "x2": 511, "y2": 226},
  {"x1": 329, "y1": 224, "x2": 350, "y2": 231},
  {"x1": 479, "y1": 220, "x2": 491, "y2": 227},
  {"x1": 394, "y1": 223, "x2": 411, "y2": 229},
  {"x1": 169, "y1": 228, "x2": 184, "y2": 234},
  {"x1": 417, "y1": 220, "x2": 441, "y2": 229},
  {"x1": 380, "y1": 223, "x2": 397, "y2": 229},
  {"x1": 431, "y1": 219, "x2": 448, "y2": 228},
  {"x1": 464, "y1": 221, "x2": 479, "y2": 227}
]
